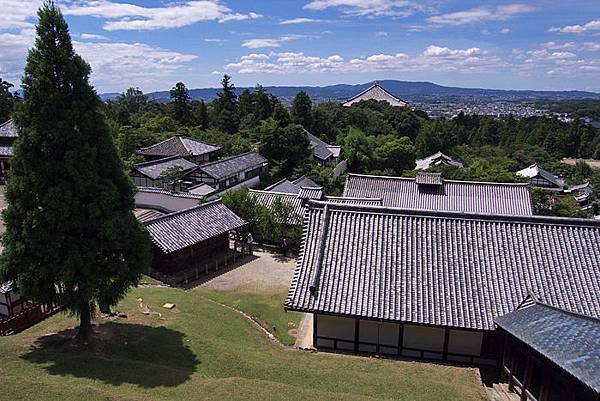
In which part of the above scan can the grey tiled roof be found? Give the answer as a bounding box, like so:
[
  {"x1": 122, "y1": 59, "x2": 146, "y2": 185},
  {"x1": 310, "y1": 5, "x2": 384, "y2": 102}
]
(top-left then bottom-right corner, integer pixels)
[
  {"x1": 249, "y1": 189, "x2": 382, "y2": 223},
  {"x1": 134, "y1": 156, "x2": 198, "y2": 180},
  {"x1": 0, "y1": 120, "x2": 18, "y2": 138},
  {"x1": 304, "y1": 130, "x2": 339, "y2": 160},
  {"x1": 415, "y1": 172, "x2": 443, "y2": 185},
  {"x1": 0, "y1": 280, "x2": 13, "y2": 294},
  {"x1": 415, "y1": 151, "x2": 463, "y2": 170},
  {"x1": 136, "y1": 186, "x2": 205, "y2": 200},
  {"x1": 199, "y1": 152, "x2": 267, "y2": 180},
  {"x1": 343, "y1": 173, "x2": 534, "y2": 215},
  {"x1": 293, "y1": 176, "x2": 320, "y2": 189},
  {"x1": 298, "y1": 187, "x2": 324, "y2": 200},
  {"x1": 137, "y1": 135, "x2": 220, "y2": 158},
  {"x1": 264, "y1": 176, "x2": 322, "y2": 195},
  {"x1": 0, "y1": 146, "x2": 13, "y2": 156},
  {"x1": 517, "y1": 164, "x2": 565, "y2": 189},
  {"x1": 285, "y1": 201, "x2": 600, "y2": 331},
  {"x1": 134, "y1": 208, "x2": 166, "y2": 223},
  {"x1": 265, "y1": 179, "x2": 302, "y2": 194},
  {"x1": 496, "y1": 302, "x2": 600, "y2": 393},
  {"x1": 145, "y1": 200, "x2": 247, "y2": 254}
]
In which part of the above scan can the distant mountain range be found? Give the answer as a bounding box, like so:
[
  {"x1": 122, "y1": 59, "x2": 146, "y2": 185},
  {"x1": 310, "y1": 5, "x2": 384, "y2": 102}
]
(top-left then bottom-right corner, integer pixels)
[{"x1": 99, "y1": 80, "x2": 600, "y2": 104}]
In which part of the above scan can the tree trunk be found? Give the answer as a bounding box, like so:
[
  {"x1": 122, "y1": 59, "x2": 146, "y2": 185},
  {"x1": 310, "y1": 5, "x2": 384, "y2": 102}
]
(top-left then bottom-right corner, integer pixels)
[{"x1": 76, "y1": 301, "x2": 94, "y2": 341}]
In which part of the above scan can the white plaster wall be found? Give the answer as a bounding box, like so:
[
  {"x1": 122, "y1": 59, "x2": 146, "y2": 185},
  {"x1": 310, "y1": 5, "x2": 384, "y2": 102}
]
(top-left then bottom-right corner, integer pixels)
[
  {"x1": 447, "y1": 330, "x2": 483, "y2": 356},
  {"x1": 317, "y1": 314, "x2": 355, "y2": 341},
  {"x1": 402, "y1": 325, "x2": 445, "y2": 352},
  {"x1": 135, "y1": 191, "x2": 201, "y2": 213},
  {"x1": 205, "y1": 176, "x2": 261, "y2": 200}
]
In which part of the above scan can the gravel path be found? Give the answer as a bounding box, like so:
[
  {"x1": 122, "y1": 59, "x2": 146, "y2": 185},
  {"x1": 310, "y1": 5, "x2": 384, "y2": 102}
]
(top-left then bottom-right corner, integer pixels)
[{"x1": 200, "y1": 250, "x2": 297, "y2": 291}]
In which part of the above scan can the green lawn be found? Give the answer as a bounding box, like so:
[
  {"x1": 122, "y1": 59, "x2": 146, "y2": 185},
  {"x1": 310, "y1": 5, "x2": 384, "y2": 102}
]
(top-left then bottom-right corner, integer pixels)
[
  {"x1": 196, "y1": 285, "x2": 302, "y2": 346},
  {"x1": 0, "y1": 286, "x2": 487, "y2": 401}
]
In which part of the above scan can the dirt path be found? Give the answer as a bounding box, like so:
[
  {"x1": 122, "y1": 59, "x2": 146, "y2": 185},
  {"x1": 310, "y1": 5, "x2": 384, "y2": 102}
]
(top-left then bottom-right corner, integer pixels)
[{"x1": 199, "y1": 250, "x2": 297, "y2": 291}]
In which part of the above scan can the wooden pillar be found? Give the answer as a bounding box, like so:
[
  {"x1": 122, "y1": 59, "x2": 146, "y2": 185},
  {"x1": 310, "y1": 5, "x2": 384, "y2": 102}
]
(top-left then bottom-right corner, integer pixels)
[
  {"x1": 521, "y1": 355, "x2": 533, "y2": 401},
  {"x1": 397, "y1": 323, "x2": 404, "y2": 356},
  {"x1": 313, "y1": 314, "x2": 318, "y2": 349},
  {"x1": 354, "y1": 319, "x2": 360, "y2": 352},
  {"x1": 442, "y1": 328, "x2": 450, "y2": 361}
]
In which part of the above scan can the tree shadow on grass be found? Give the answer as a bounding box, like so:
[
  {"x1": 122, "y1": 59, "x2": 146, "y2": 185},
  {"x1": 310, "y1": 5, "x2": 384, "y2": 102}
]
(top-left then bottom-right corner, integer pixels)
[{"x1": 21, "y1": 322, "x2": 199, "y2": 388}]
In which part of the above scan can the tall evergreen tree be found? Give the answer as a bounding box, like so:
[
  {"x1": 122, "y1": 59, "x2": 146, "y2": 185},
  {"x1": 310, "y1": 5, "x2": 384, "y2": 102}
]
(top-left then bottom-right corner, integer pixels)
[
  {"x1": 0, "y1": 78, "x2": 14, "y2": 123},
  {"x1": 0, "y1": 2, "x2": 151, "y2": 340},
  {"x1": 169, "y1": 81, "x2": 192, "y2": 125},
  {"x1": 213, "y1": 74, "x2": 239, "y2": 134},
  {"x1": 291, "y1": 91, "x2": 313, "y2": 130}
]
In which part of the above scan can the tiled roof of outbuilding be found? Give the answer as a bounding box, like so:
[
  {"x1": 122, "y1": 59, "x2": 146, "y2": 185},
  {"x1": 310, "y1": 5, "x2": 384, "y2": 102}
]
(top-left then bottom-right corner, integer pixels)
[
  {"x1": 137, "y1": 135, "x2": 220, "y2": 158},
  {"x1": 343, "y1": 173, "x2": 534, "y2": 215},
  {"x1": 198, "y1": 152, "x2": 267, "y2": 180},
  {"x1": 145, "y1": 200, "x2": 247, "y2": 254},
  {"x1": 134, "y1": 156, "x2": 198, "y2": 180},
  {"x1": 0, "y1": 120, "x2": 18, "y2": 138},
  {"x1": 516, "y1": 163, "x2": 565, "y2": 189},
  {"x1": 264, "y1": 176, "x2": 322, "y2": 194},
  {"x1": 285, "y1": 201, "x2": 600, "y2": 331},
  {"x1": 0, "y1": 280, "x2": 13, "y2": 294},
  {"x1": 415, "y1": 151, "x2": 463, "y2": 170},
  {"x1": 496, "y1": 301, "x2": 600, "y2": 393}
]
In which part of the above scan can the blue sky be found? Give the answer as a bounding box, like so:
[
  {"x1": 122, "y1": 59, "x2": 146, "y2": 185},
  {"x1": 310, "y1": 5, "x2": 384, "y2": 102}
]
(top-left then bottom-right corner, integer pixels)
[{"x1": 1, "y1": 0, "x2": 599, "y2": 93}]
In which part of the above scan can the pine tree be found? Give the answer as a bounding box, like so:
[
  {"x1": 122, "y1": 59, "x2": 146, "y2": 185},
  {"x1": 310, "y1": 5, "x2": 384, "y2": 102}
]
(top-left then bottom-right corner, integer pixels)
[
  {"x1": 0, "y1": 2, "x2": 151, "y2": 341},
  {"x1": 213, "y1": 74, "x2": 239, "y2": 134},
  {"x1": 0, "y1": 78, "x2": 14, "y2": 122},
  {"x1": 291, "y1": 91, "x2": 313, "y2": 130},
  {"x1": 169, "y1": 81, "x2": 192, "y2": 125}
]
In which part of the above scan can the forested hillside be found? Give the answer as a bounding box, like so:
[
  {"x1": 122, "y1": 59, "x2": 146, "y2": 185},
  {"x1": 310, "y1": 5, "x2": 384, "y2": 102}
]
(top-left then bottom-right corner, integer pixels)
[{"x1": 4, "y1": 74, "x2": 598, "y2": 217}]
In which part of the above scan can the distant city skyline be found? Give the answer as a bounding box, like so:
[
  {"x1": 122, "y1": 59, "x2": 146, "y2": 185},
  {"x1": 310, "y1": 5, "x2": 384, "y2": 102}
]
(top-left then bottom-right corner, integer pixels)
[{"x1": 1, "y1": 0, "x2": 599, "y2": 93}]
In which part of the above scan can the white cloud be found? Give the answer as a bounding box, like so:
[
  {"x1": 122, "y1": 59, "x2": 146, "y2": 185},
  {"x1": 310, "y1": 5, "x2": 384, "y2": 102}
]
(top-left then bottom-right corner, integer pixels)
[
  {"x1": 242, "y1": 35, "x2": 317, "y2": 49},
  {"x1": 226, "y1": 45, "x2": 505, "y2": 75},
  {"x1": 0, "y1": 0, "x2": 44, "y2": 30},
  {"x1": 427, "y1": 4, "x2": 533, "y2": 26},
  {"x1": 0, "y1": 22, "x2": 197, "y2": 91},
  {"x1": 542, "y1": 41, "x2": 600, "y2": 52},
  {"x1": 63, "y1": 0, "x2": 261, "y2": 31},
  {"x1": 303, "y1": 0, "x2": 426, "y2": 18},
  {"x1": 423, "y1": 45, "x2": 484, "y2": 58},
  {"x1": 500, "y1": 28, "x2": 511, "y2": 34},
  {"x1": 280, "y1": 17, "x2": 327, "y2": 24},
  {"x1": 549, "y1": 20, "x2": 600, "y2": 34},
  {"x1": 72, "y1": 41, "x2": 197, "y2": 88},
  {"x1": 376, "y1": 31, "x2": 388, "y2": 37},
  {"x1": 80, "y1": 33, "x2": 109, "y2": 40}
]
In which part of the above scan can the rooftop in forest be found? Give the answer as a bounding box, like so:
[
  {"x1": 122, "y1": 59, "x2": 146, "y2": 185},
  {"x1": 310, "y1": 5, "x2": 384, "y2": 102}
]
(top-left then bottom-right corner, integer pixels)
[
  {"x1": 137, "y1": 135, "x2": 221, "y2": 158},
  {"x1": 343, "y1": 173, "x2": 534, "y2": 215}
]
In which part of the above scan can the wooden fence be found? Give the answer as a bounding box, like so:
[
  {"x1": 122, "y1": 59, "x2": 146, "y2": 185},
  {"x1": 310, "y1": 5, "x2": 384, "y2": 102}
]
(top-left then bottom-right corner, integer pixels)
[{"x1": 0, "y1": 302, "x2": 60, "y2": 336}]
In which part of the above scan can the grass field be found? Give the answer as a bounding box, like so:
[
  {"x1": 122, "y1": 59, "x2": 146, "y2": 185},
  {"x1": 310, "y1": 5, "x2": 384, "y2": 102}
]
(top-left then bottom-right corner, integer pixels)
[{"x1": 0, "y1": 285, "x2": 487, "y2": 401}]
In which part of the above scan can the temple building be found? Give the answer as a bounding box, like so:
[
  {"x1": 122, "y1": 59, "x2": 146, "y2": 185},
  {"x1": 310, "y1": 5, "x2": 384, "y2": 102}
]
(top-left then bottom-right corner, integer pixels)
[
  {"x1": 415, "y1": 151, "x2": 464, "y2": 170},
  {"x1": 137, "y1": 135, "x2": 221, "y2": 164},
  {"x1": 285, "y1": 200, "x2": 599, "y2": 401},
  {"x1": 0, "y1": 120, "x2": 19, "y2": 180},
  {"x1": 343, "y1": 172, "x2": 535, "y2": 215},
  {"x1": 342, "y1": 82, "x2": 408, "y2": 108}
]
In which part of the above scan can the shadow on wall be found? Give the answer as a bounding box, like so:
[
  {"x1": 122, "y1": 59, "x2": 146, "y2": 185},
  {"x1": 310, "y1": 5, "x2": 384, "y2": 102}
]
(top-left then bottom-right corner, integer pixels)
[{"x1": 21, "y1": 322, "x2": 199, "y2": 388}]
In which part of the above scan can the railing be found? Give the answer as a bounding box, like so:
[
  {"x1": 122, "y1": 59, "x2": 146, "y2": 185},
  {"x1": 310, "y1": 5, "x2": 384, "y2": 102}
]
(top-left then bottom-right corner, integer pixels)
[
  {"x1": 0, "y1": 302, "x2": 60, "y2": 336},
  {"x1": 148, "y1": 249, "x2": 251, "y2": 287}
]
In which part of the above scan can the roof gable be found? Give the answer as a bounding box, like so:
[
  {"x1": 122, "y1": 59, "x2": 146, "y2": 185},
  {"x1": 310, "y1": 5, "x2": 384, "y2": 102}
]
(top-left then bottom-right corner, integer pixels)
[
  {"x1": 343, "y1": 173, "x2": 534, "y2": 216},
  {"x1": 285, "y1": 202, "x2": 600, "y2": 330},
  {"x1": 343, "y1": 82, "x2": 408, "y2": 107},
  {"x1": 517, "y1": 164, "x2": 565, "y2": 188},
  {"x1": 415, "y1": 151, "x2": 463, "y2": 170}
]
